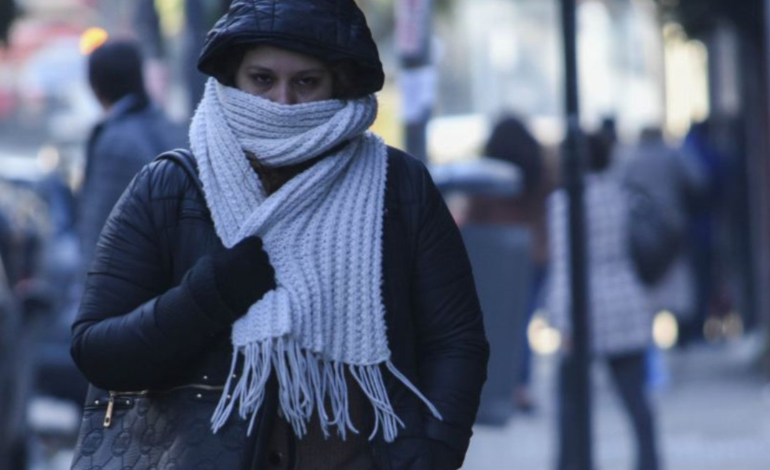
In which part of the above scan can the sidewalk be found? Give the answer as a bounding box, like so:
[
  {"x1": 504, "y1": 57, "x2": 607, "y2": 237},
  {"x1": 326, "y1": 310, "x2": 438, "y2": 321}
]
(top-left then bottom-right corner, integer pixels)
[
  {"x1": 25, "y1": 335, "x2": 770, "y2": 470},
  {"x1": 462, "y1": 334, "x2": 770, "y2": 470}
]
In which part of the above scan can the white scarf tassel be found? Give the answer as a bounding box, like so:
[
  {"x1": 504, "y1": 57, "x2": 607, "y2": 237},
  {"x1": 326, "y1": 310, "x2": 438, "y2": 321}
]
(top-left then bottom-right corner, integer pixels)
[
  {"x1": 211, "y1": 337, "x2": 443, "y2": 442},
  {"x1": 211, "y1": 340, "x2": 274, "y2": 434},
  {"x1": 386, "y1": 361, "x2": 444, "y2": 420}
]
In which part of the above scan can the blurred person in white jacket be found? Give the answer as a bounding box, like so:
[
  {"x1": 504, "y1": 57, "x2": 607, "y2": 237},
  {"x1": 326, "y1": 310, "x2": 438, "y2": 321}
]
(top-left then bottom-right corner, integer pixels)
[{"x1": 546, "y1": 126, "x2": 660, "y2": 470}]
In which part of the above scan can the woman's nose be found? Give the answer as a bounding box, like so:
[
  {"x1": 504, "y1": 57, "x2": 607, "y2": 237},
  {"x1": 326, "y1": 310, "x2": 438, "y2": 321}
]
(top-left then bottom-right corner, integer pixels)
[{"x1": 269, "y1": 82, "x2": 295, "y2": 105}]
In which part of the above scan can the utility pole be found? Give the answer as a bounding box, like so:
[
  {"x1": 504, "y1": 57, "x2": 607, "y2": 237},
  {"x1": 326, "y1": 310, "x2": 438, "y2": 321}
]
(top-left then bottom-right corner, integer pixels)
[
  {"x1": 185, "y1": 0, "x2": 208, "y2": 115},
  {"x1": 559, "y1": 0, "x2": 594, "y2": 469},
  {"x1": 183, "y1": 0, "x2": 229, "y2": 116},
  {"x1": 395, "y1": 0, "x2": 435, "y2": 162},
  {"x1": 758, "y1": 0, "x2": 770, "y2": 377}
]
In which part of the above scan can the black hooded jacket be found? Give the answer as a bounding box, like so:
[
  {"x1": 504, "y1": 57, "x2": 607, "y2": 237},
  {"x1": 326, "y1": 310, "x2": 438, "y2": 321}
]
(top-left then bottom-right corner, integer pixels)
[
  {"x1": 71, "y1": 1, "x2": 488, "y2": 469},
  {"x1": 71, "y1": 147, "x2": 489, "y2": 470}
]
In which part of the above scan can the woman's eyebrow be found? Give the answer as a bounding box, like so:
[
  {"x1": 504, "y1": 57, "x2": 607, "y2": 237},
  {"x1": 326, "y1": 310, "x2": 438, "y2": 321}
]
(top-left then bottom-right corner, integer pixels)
[
  {"x1": 244, "y1": 65, "x2": 328, "y2": 74},
  {"x1": 295, "y1": 68, "x2": 328, "y2": 74},
  {"x1": 244, "y1": 65, "x2": 273, "y2": 72}
]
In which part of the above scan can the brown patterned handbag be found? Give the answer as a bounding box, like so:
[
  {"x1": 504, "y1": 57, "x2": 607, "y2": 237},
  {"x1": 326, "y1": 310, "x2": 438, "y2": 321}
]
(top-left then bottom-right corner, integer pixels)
[
  {"x1": 69, "y1": 384, "x2": 249, "y2": 470},
  {"x1": 70, "y1": 150, "x2": 251, "y2": 470}
]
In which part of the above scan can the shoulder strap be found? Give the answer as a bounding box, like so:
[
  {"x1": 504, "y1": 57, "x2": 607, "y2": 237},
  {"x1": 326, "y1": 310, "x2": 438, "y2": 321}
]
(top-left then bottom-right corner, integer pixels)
[{"x1": 154, "y1": 148, "x2": 204, "y2": 196}]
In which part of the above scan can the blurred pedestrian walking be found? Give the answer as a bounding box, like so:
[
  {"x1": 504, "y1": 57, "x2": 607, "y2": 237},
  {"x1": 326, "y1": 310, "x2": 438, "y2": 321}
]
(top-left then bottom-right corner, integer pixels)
[
  {"x1": 678, "y1": 120, "x2": 730, "y2": 344},
  {"x1": 77, "y1": 39, "x2": 185, "y2": 271},
  {"x1": 620, "y1": 127, "x2": 707, "y2": 342},
  {"x1": 465, "y1": 114, "x2": 555, "y2": 413},
  {"x1": 546, "y1": 125, "x2": 661, "y2": 470}
]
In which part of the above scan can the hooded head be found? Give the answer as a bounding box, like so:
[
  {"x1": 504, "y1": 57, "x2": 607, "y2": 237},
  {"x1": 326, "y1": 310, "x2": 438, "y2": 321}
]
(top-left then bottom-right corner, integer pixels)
[{"x1": 197, "y1": 0, "x2": 384, "y2": 99}]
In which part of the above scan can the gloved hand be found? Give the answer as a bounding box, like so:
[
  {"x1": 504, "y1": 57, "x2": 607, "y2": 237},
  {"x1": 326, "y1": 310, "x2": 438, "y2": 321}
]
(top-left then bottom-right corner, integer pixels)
[
  {"x1": 155, "y1": 236, "x2": 276, "y2": 340},
  {"x1": 174, "y1": 235, "x2": 277, "y2": 328},
  {"x1": 210, "y1": 236, "x2": 276, "y2": 321},
  {"x1": 212, "y1": 236, "x2": 276, "y2": 321}
]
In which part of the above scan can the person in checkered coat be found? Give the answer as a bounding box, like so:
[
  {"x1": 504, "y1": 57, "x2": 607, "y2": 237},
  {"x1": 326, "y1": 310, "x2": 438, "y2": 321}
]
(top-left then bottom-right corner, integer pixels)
[{"x1": 545, "y1": 124, "x2": 660, "y2": 470}]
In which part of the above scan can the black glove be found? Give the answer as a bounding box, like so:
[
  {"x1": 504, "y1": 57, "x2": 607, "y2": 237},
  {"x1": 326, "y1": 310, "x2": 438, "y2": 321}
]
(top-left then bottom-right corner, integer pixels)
[
  {"x1": 177, "y1": 236, "x2": 276, "y2": 328},
  {"x1": 210, "y1": 236, "x2": 276, "y2": 321},
  {"x1": 155, "y1": 237, "x2": 275, "y2": 340}
]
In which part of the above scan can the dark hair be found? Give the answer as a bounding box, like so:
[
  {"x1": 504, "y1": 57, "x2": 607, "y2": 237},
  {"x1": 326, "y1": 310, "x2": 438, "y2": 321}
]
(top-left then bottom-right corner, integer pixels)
[
  {"x1": 216, "y1": 45, "x2": 249, "y2": 88},
  {"x1": 586, "y1": 131, "x2": 613, "y2": 172},
  {"x1": 88, "y1": 40, "x2": 147, "y2": 105},
  {"x1": 484, "y1": 115, "x2": 543, "y2": 194},
  {"x1": 329, "y1": 61, "x2": 367, "y2": 100},
  {"x1": 584, "y1": 117, "x2": 617, "y2": 172},
  {"x1": 216, "y1": 45, "x2": 365, "y2": 100},
  {"x1": 639, "y1": 126, "x2": 664, "y2": 143}
]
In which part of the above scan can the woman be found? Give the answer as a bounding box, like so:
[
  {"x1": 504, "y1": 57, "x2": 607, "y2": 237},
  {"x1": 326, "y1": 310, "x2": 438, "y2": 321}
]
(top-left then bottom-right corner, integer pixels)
[
  {"x1": 546, "y1": 129, "x2": 660, "y2": 470},
  {"x1": 466, "y1": 114, "x2": 553, "y2": 413},
  {"x1": 70, "y1": 1, "x2": 489, "y2": 470}
]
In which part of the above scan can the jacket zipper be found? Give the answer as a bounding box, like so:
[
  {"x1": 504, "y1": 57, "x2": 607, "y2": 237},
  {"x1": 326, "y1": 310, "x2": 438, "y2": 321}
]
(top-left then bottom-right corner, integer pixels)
[
  {"x1": 103, "y1": 393, "x2": 115, "y2": 427},
  {"x1": 103, "y1": 384, "x2": 226, "y2": 428},
  {"x1": 103, "y1": 390, "x2": 148, "y2": 428}
]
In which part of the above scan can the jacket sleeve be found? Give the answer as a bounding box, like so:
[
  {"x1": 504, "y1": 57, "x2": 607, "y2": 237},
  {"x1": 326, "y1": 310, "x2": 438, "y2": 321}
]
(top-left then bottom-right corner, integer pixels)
[
  {"x1": 71, "y1": 164, "x2": 234, "y2": 391},
  {"x1": 410, "y1": 163, "x2": 490, "y2": 468}
]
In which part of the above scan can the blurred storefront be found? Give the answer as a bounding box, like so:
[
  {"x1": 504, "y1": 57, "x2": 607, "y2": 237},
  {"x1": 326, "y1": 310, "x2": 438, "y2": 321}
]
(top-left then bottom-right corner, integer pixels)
[
  {"x1": 425, "y1": 0, "x2": 769, "y2": 366},
  {"x1": 428, "y1": 0, "x2": 668, "y2": 160},
  {"x1": 654, "y1": 0, "x2": 770, "y2": 372}
]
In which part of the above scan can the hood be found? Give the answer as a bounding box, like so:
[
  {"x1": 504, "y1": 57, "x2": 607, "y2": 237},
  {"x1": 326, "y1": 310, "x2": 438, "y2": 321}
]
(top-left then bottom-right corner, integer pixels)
[{"x1": 197, "y1": 0, "x2": 385, "y2": 96}]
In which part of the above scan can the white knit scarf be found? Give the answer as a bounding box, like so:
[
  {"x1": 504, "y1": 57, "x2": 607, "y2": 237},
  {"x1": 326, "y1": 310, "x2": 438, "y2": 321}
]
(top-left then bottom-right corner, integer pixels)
[{"x1": 189, "y1": 78, "x2": 441, "y2": 442}]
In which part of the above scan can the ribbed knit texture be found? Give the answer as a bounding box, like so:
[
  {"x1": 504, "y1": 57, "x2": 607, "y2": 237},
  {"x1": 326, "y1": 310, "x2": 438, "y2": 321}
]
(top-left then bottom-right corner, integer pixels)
[{"x1": 189, "y1": 78, "x2": 440, "y2": 442}]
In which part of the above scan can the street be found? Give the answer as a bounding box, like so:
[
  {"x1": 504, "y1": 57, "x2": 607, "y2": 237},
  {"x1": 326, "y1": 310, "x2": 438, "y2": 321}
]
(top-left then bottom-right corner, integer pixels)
[{"x1": 463, "y1": 334, "x2": 770, "y2": 470}]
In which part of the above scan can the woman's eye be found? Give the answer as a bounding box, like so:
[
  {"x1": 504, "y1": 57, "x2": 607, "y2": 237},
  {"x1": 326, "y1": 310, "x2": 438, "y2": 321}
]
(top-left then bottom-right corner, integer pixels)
[
  {"x1": 251, "y1": 74, "x2": 273, "y2": 85},
  {"x1": 296, "y1": 76, "x2": 319, "y2": 87}
]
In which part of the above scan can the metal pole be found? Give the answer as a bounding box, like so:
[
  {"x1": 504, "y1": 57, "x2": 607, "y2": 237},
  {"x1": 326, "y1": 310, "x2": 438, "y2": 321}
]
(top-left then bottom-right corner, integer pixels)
[
  {"x1": 134, "y1": 0, "x2": 165, "y2": 59},
  {"x1": 758, "y1": 0, "x2": 770, "y2": 376},
  {"x1": 396, "y1": 0, "x2": 434, "y2": 162},
  {"x1": 184, "y1": 0, "x2": 215, "y2": 116},
  {"x1": 560, "y1": 0, "x2": 593, "y2": 469}
]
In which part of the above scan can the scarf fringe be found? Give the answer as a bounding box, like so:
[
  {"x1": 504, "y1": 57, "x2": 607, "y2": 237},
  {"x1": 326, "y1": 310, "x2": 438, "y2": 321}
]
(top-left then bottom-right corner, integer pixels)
[{"x1": 211, "y1": 337, "x2": 443, "y2": 442}]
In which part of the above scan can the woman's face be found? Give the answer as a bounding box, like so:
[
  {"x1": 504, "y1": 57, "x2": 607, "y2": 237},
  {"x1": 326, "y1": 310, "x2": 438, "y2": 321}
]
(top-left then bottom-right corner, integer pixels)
[{"x1": 235, "y1": 45, "x2": 334, "y2": 104}]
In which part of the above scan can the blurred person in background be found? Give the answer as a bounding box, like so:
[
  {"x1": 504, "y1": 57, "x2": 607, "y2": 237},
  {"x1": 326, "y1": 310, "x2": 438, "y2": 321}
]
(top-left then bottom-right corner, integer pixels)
[
  {"x1": 0, "y1": 278, "x2": 25, "y2": 470},
  {"x1": 679, "y1": 120, "x2": 730, "y2": 344},
  {"x1": 0, "y1": 213, "x2": 26, "y2": 470},
  {"x1": 546, "y1": 128, "x2": 660, "y2": 470},
  {"x1": 465, "y1": 114, "x2": 554, "y2": 413},
  {"x1": 70, "y1": 1, "x2": 489, "y2": 469},
  {"x1": 77, "y1": 39, "x2": 185, "y2": 272},
  {"x1": 0, "y1": 178, "x2": 55, "y2": 469},
  {"x1": 621, "y1": 127, "x2": 708, "y2": 345}
]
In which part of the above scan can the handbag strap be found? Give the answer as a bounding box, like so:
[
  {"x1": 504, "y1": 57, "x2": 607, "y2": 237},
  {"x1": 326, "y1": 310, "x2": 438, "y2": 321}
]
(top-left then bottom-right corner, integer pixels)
[{"x1": 155, "y1": 148, "x2": 204, "y2": 196}]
